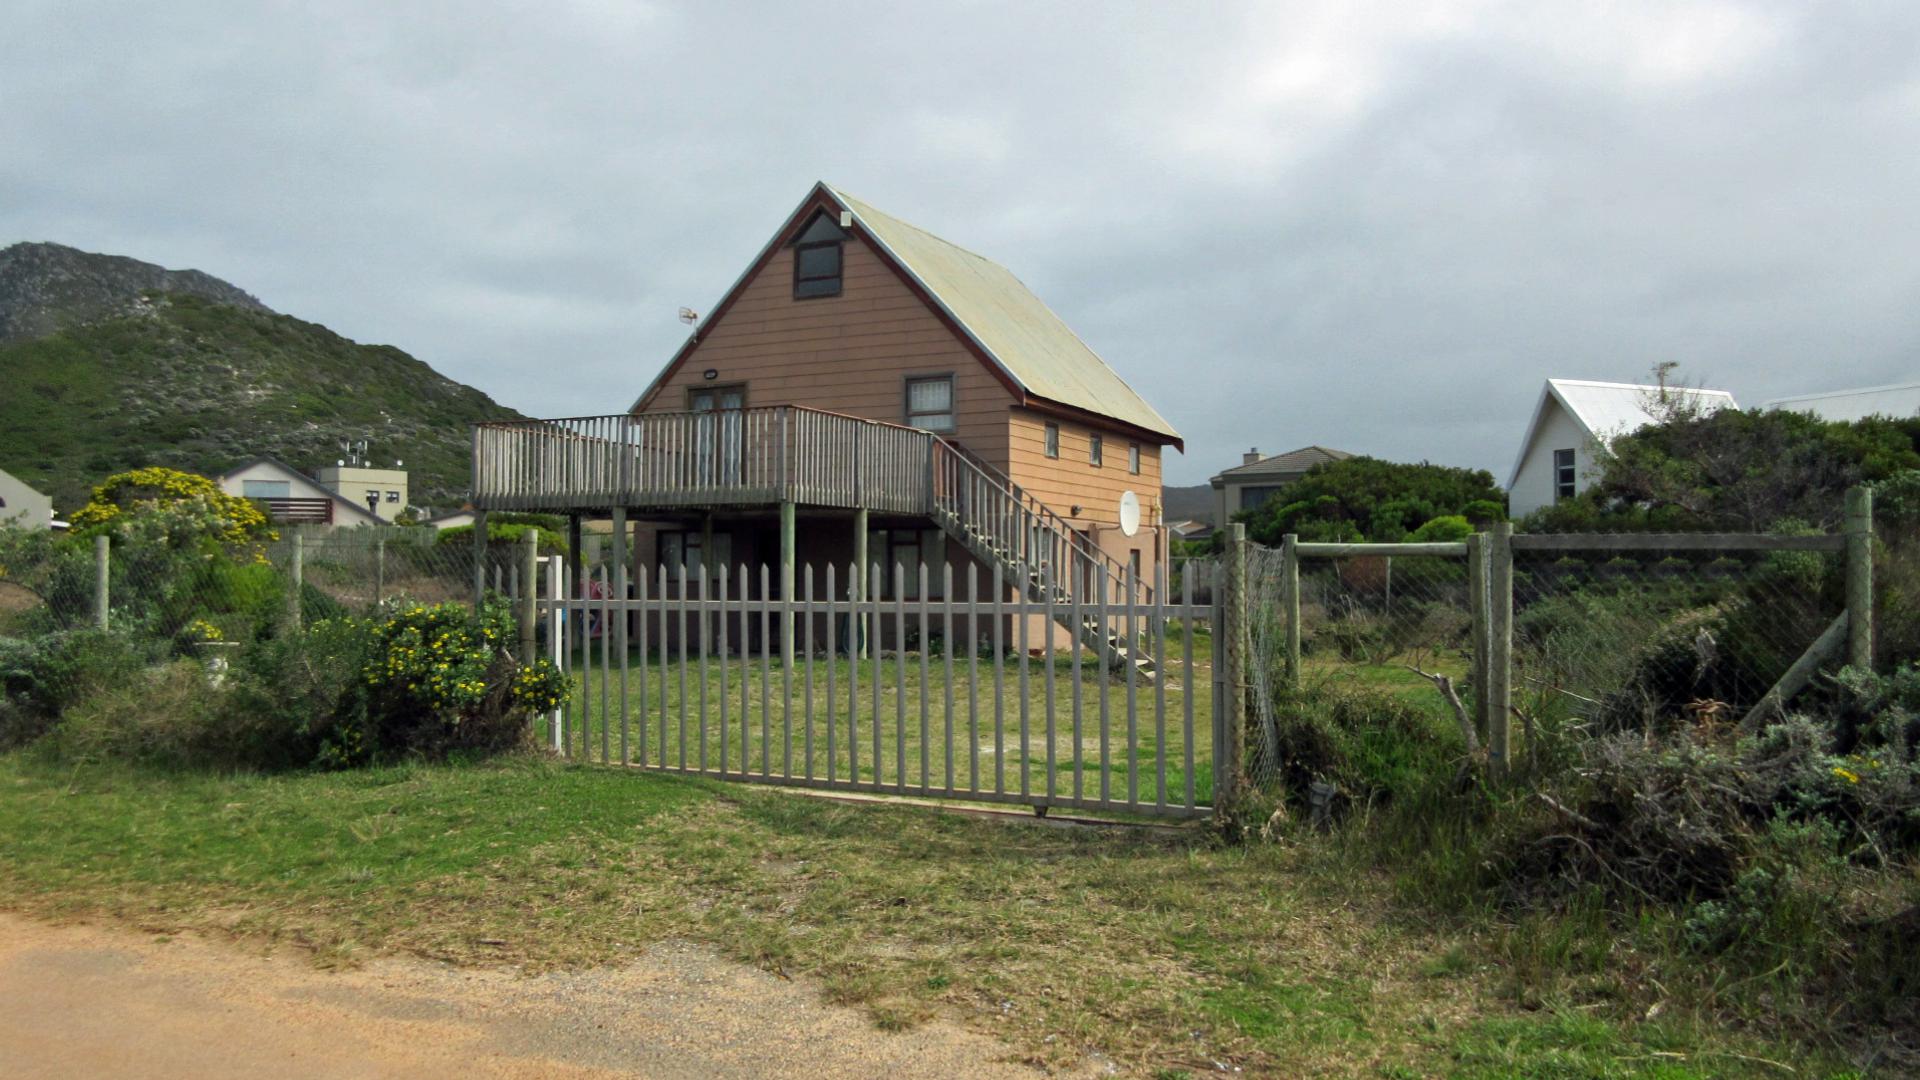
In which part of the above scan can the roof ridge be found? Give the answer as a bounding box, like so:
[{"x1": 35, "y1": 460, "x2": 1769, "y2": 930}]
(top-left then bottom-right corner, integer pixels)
[{"x1": 1549, "y1": 377, "x2": 1734, "y2": 395}]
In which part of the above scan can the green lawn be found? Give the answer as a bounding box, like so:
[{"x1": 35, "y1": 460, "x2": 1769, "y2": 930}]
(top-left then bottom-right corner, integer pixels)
[
  {"x1": 550, "y1": 622, "x2": 1218, "y2": 815},
  {"x1": 0, "y1": 751, "x2": 1842, "y2": 1078}
]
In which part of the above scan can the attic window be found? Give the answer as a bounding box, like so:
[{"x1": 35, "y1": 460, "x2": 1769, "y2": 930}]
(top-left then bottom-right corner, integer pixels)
[
  {"x1": 1553, "y1": 448, "x2": 1576, "y2": 501},
  {"x1": 905, "y1": 376, "x2": 955, "y2": 432},
  {"x1": 790, "y1": 211, "x2": 847, "y2": 300}
]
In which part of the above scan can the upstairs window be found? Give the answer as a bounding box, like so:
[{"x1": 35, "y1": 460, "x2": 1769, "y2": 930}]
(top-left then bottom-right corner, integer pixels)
[
  {"x1": 905, "y1": 375, "x2": 955, "y2": 432},
  {"x1": 1089, "y1": 434, "x2": 1104, "y2": 467},
  {"x1": 790, "y1": 211, "x2": 848, "y2": 300},
  {"x1": 1553, "y1": 448, "x2": 1576, "y2": 501},
  {"x1": 242, "y1": 479, "x2": 291, "y2": 500},
  {"x1": 1128, "y1": 442, "x2": 1141, "y2": 475},
  {"x1": 1044, "y1": 423, "x2": 1060, "y2": 458}
]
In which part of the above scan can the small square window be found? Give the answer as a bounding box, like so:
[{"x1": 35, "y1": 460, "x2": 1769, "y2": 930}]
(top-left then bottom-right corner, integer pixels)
[
  {"x1": 1553, "y1": 448, "x2": 1576, "y2": 501},
  {"x1": 1128, "y1": 443, "x2": 1141, "y2": 475},
  {"x1": 1044, "y1": 423, "x2": 1059, "y2": 458},
  {"x1": 905, "y1": 376, "x2": 954, "y2": 432},
  {"x1": 385, "y1": 491, "x2": 401, "y2": 503},
  {"x1": 1089, "y1": 434, "x2": 1103, "y2": 467}
]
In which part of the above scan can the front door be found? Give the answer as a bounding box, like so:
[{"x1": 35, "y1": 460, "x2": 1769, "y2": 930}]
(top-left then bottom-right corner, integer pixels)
[{"x1": 689, "y1": 385, "x2": 746, "y2": 486}]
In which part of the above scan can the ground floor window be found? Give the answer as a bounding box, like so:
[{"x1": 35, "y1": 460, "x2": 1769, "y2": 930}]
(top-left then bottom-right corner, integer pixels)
[{"x1": 659, "y1": 530, "x2": 733, "y2": 580}]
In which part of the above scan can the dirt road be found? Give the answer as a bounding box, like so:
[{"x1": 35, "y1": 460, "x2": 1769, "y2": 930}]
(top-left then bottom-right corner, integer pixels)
[{"x1": 0, "y1": 913, "x2": 1046, "y2": 1079}]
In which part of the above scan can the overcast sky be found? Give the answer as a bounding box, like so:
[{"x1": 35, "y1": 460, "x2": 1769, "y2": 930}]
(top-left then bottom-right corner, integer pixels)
[{"x1": 4, "y1": 1, "x2": 1917, "y2": 486}]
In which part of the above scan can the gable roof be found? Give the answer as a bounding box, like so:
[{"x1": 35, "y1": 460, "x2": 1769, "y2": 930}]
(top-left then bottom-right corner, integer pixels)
[
  {"x1": 1762, "y1": 381, "x2": 1920, "y2": 423},
  {"x1": 1210, "y1": 445, "x2": 1352, "y2": 485},
  {"x1": 220, "y1": 456, "x2": 381, "y2": 525},
  {"x1": 1506, "y1": 379, "x2": 1738, "y2": 489},
  {"x1": 633, "y1": 183, "x2": 1181, "y2": 446}
]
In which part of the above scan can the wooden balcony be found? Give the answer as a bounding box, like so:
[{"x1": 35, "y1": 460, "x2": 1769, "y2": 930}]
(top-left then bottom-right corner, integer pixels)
[
  {"x1": 255, "y1": 497, "x2": 335, "y2": 524},
  {"x1": 470, "y1": 406, "x2": 935, "y2": 514}
]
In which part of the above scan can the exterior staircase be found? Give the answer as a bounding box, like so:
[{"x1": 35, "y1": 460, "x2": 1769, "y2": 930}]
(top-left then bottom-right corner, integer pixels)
[{"x1": 928, "y1": 440, "x2": 1157, "y2": 681}]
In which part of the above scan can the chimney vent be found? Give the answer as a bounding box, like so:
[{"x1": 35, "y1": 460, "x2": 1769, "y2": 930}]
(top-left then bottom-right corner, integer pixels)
[{"x1": 1242, "y1": 448, "x2": 1261, "y2": 466}]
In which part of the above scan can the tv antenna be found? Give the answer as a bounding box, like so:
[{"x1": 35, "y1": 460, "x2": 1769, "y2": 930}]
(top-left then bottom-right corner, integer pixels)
[{"x1": 678, "y1": 307, "x2": 700, "y2": 326}]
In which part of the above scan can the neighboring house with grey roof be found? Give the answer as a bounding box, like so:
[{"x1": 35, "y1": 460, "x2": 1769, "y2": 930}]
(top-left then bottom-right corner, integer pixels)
[
  {"x1": 0, "y1": 467, "x2": 53, "y2": 530},
  {"x1": 1210, "y1": 446, "x2": 1353, "y2": 525},
  {"x1": 1507, "y1": 379, "x2": 1738, "y2": 518},
  {"x1": 1763, "y1": 381, "x2": 1920, "y2": 423}
]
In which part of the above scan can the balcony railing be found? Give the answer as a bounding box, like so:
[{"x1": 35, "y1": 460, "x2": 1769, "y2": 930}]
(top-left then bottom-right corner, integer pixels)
[
  {"x1": 255, "y1": 497, "x2": 335, "y2": 524},
  {"x1": 471, "y1": 406, "x2": 933, "y2": 514}
]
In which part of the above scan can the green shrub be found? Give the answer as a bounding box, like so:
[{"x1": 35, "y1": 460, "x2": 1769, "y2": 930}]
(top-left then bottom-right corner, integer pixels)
[
  {"x1": 47, "y1": 660, "x2": 233, "y2": 767},
  {"x1": 436, "y1": 522, "x2": 566, "y2": 554},
  {"x1": 1258, "y1": 681, "x2": 1464, "y2": 812},
  {"x1": 1408, "y1": 515, "x2": 1472, "y2": 543},
  {"x1": 0, "y1": 630, "x2": 157, "y2": 747}
]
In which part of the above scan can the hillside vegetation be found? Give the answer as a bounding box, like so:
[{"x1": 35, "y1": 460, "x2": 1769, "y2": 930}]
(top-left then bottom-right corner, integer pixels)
[{"x1": 0, "y1": 243, "x2": 524, "y2": 510}]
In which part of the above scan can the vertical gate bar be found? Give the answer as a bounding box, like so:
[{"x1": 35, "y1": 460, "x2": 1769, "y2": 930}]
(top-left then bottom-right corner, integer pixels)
[
  {"x1": 717, "y1": 562, "x2": 729, "y2": 775},
  {"x1": 968, "y1": 563, "x2": 980, "y2": 793},
  {"x1": 1043, "y1": 561, "x2": 1056, "y2": 804},
  {"x1": 548, "y1": 556, "x2": 563, "y2": 753},
  {"x1": 742, "y1": 565, "x2": 755, "y2": 774},
  {"x1": 1098, "y1": 572, "x2": 1111, "y2": 804},
  {"x1": 637, "y1": 563, "x2": 649, "y2": 768},
  {"x1": 1017, "y1": 560, "x2": 1030, "y2": 798},
  {"x1": 871, "y1": 564, "x2": 883, "y2": 787},
  {"x1": 918, "y1": 563, "x2": 931, "y2": 794},
  {"x1": 1489, "y1": 522, "x2": 1514, "y2": 777},
  {"x1": 1182, "y1": 565, "x2": 1196, "y2": 808},
  {"x1": 826, "y1": 563, "x2": 838, "y2": 783},
  {"x1": 849, "y1": 563, "x2": 862, "y2": 782},
  {"x1": 678, "y1": 563, "x2": 690, "y2": 770},
  {"x1": 1154, "y1": 561, "x2": 1168, "y2": 807},
  {"x1": 895, "y1": 563, "x2": 907, "y2": 793},
  {"x1": 1126, "y1": 564, "x2": 1139, "y2": 807},
  {"x1": 599, "y1": 567, "x2": 611, "y2": 765},
  {"x1": 1468, "y1": 533, "x2": 1490, "y2": 744},
  {"x1": 615, "y1": 521, "x2": 630, "y2": 765},
  {"x1": 942, "y1": 562, "x2": 954, "y2": 794},
  {"x1": 577, "y1": 562, "x2": 591, "y2": 760},
  {"x1": 764, "y1": 562, "x2": 776, "y2": 778},
  {"x1": 1071, "y1": 562, "x2": 1084, "y2": 802},
  {"x1": 804, "y1": 564, "x2": 815, "y2": 781},
  {"x1": 993, "y1": 561, "x2": 1005, "y2": 794},
  {"x1": 662, "y1": 565, "x2": 673, "y2": 768}
]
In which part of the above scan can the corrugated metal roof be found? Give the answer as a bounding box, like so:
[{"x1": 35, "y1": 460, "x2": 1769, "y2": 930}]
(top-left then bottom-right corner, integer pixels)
[
  {"x1": 1211, "y1": 445, "x2": 1353, "y2": 483},
  {"x1": 1762, "y1": 381, "x2": 1920, "y2": 422},
  {"x1": 830, "y1": 186, "x2": 1180, "y2": 442},
  {"x1": 1506, "y1": 379, "x2": 1739, "y2": 488}
]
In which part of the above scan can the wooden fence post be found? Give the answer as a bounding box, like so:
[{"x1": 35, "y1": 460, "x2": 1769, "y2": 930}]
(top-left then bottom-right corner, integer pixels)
[
  {"x1": 1487, "y1": 522, "x2": 1513, "y2": 776},
  {"x1": 374, "y1": 536, "x2": 386, "y2": 610},
  {"x1": 92, "y1": 534, "x2": 110, "y2": 631},
  {"x1": 1846, "y1": 485, "x2": 1874, "y2": 671},
  {"x1": 1467, "y1": 532, "x2": 1491, "y2": 745},
  {"x1": 288, "y1": 528, "x2": 304, "y2": 631},
  {"x1": 519, "y1": 528, "x2": 539, "y2": 665},
  {"x1": 1280, "y1": 533, "x2": 1301, "y2": 688},
  {"x1": 1216, "y1": 523, "x2": 1249, "y2": 822}
]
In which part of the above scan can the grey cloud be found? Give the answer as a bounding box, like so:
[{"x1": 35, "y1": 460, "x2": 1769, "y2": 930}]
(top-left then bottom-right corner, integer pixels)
[{"x1": 3, "y1": 1, "x2": 1917, "y2": 484}]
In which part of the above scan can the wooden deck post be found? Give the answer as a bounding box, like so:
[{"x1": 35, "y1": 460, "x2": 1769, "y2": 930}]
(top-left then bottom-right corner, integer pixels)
[
  {"x1": 1487, "y1": 521, "x2": 1514, "y2": 777},
  {"x1": 471, "y1": 510, "x2": 489, "y2": 610},
  {"x1": 567, "y1": 514, "x2": 584, "y2": 660},
  {"x1": 780, "y1": 500, "x2": 796, "y2": 668},
  {"x1": 852, "y1": 507, "x2": 869, "y2": 658},
  {"x1": 1845, "y1": 485, "x2": 1874, "y2": 671}
]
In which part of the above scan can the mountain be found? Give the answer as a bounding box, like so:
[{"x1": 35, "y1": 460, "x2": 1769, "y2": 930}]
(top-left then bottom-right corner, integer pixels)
[{"x1": 0, "y1": 241, "x2": 526, "y2": 510}]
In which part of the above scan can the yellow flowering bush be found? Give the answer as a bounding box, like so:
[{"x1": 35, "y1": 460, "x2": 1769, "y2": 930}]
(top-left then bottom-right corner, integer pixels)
[
  {"x1": 70, "y1": 467, "x2": 274, "y2": 550},
  {"x1": 339, "y1": 599, "x2": 543, "y2": 763}
]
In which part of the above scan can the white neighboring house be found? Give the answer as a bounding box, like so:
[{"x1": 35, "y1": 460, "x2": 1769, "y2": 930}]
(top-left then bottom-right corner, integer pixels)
[
  {"x1": 218, "y1": 458, "x2": 382, "y2": 527},
  {"x1": 1507, "y1": 379, "x2": 1739, "y2": 519},
  {"x1": 0, "y1": 467, "x2": 54, "y2": 530},
  {"x1": 1762, "y1": 381, "x2": 1920, "y2": 423}
]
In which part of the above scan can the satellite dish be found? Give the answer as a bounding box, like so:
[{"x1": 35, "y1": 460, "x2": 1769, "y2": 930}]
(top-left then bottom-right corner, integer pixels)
[{"x1": 1118, "y1": 490, "x2": 1141, "y2": 537}]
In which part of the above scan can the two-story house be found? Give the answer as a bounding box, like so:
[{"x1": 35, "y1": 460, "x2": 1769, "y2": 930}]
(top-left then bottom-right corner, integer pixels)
[{"x1": 472, "y1": 182, "x2": 1182, "y2": 671}]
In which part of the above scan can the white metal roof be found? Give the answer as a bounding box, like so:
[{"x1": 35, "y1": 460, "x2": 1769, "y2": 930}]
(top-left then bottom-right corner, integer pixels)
[
  {"x1": 1762, "y1": 381, "x2": 1920, "y2": 423},
  {"x1": 1506, "y1": 379, "x2": 1739, "y2": 489}
]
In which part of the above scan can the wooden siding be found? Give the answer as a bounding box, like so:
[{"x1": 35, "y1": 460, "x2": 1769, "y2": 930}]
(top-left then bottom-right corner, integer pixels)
[
  {"x1": 1004, "y1": 407, "x2": 1163, "y2": 530},
  {"x1": 643, "y1": 234, "x2": 1014, "y2": 471}
]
